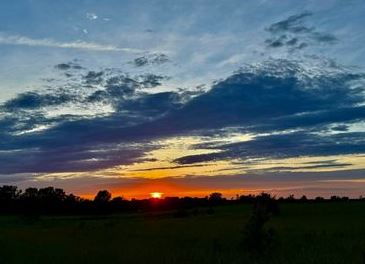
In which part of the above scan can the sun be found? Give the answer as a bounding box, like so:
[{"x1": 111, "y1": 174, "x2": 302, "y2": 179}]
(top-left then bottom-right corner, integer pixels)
[{"x1": 150, "y1": 192, "x2": 163, "y2": 199}]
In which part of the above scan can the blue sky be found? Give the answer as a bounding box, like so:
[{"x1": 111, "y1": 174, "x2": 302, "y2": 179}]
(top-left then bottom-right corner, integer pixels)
[{"x1": 1, "y1": 0, "x2": 365, "y2": 198}]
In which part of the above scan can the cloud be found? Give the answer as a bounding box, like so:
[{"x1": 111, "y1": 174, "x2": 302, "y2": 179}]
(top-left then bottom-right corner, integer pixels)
[
  {"x1": 55, "y1": 62, "x2": 83, "y2": 70},
  {"x1": 265, "y1": 11, "x2": 338, "y2": 51},
  {"x1": 132, "y1": 53, "x2": 170, "y2": 67},
  {"x1": 332, "y1": 125, "x2": 349, "y2": 132},
  {"x1": 153, "y1": 59, "x2": 364, "y2": 133},
  {"x1": 0, "y1": 33, "x2": 143, "y2": 53},
  {"x1": 174, "y1": 132, "x2": 365, "y2": 164},
  {"x1": 0, "y1": 142, "x2": 154, "y2": 174},
  {"x1": 267, "y1": 11, "x2": 313, "y2": 34},
  {"x1": 86, "y1": 12, "x2": 98, "y2": 20},
  {"x1": 0, "y1": 60, "x2": 188, "y2": 174},
  {"x1": 0, "y1": 62, "x2": 174, "y2": 138},
  {"x1": 1, "y1": 58, "x2": 365, "y2": 175},
  {"x1": 2, "y1": 91, "x2": 74, "y2": 111}
]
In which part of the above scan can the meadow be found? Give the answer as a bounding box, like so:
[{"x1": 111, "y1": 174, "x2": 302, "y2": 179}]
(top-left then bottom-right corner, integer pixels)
[{"x1": 0, "y1": 202, "x2": 365, "y2": 264}]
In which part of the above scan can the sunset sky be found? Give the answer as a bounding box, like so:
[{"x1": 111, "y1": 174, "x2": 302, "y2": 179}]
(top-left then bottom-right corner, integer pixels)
[{"x1": 1, "y1": 0, "x2": 365, "y2": 199}]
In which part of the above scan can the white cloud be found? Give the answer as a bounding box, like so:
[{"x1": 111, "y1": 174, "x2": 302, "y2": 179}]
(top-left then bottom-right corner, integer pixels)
[
  {"x1": 86, "y1": 12, "x2": 98, "y2": 20},
  {"x1": 0, "y1": 33, "x2": 142, "y2": 53}
]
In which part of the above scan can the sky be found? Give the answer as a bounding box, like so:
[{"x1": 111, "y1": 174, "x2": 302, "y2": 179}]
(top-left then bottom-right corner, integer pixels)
[{"x1": 1, "y1": 0, "x2": 365, "y2": 199}]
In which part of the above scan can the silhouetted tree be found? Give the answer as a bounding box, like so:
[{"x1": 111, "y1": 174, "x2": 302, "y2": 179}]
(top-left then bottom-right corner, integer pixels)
[
  {"x1": 0, "y1": 184, "x2": 363, "y2": 216},
  {"x1": 35, "y1": 187, "x2": 67, "y2": 213},
  {"x1": 238, "y1": 194, "x2": 255, "y2": 203},
  {"x1": 209, "y1": 192, "x2": 224, "y2": 206},
  {"x1": 94, "y1": 190, "x2": 112, "y2": 203},
  {"x1": 209, "y1": 192, "x2": 222, "y2": 201},
  {"x1": 21, "y1": 187, "x2": 38, "y2": 200},
  {"x1": 94, "y1": 190, "x2": 112, "y2": 213},
  {"x1": 255, "y1": 193, "x2": 280, "y2": 216},
  {"x1": 286, "y1": 194, "x2": 295, "y2": 202},
  {"x1": 243, "y1": 193, "x2": 278, "y2": 255},
  {"x1": 315, "y1": 196, "x2": 325, "y2": 202},
  {"x1": 299, "y1": 195, "x2": 308, "y2": 202},
  {"x1": 20, "y1": 187, "x2": 40, "y2": 216},
  {"x1": 0, "y1": 185, "x2": 21, "y2": 200},
  {"x1": 0, "y1": 185, "x2": 21, "y2": 213},
  {"x1": 111, "y1": 196, "x2": 124, "y2": 203}
]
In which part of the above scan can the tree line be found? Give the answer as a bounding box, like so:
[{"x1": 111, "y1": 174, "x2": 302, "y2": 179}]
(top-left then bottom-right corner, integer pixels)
[{"x1": 0, "y1": 185, "x2": 361, "y2": 215}]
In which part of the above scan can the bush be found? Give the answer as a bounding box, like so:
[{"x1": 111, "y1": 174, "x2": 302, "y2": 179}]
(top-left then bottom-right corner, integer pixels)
[{"x1": 242, "y1": 193, "x2": 279, "y2": 256}]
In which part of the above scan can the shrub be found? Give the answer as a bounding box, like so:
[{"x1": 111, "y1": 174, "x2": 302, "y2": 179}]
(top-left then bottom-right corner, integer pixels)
[{"x1": 242, "y1": 193, "x2": 279, "y2": 256}]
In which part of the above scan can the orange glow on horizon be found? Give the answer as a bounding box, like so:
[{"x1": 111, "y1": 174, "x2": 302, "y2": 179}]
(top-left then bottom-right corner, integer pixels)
[
  {"x1": 77, "y1": 179, "x2": 249, "y2": 200},
  {"x1": 78, "y1": 180, "x2": 230, "y2": 200},
  {"x1": 150, "y1": 192, "x2": 163, "y2": 199}
]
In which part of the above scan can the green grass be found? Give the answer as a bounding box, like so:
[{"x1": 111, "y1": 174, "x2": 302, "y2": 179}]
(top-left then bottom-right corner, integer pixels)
[{"x1": 1, "y1": 202, "x2": 365, "y2": 264}]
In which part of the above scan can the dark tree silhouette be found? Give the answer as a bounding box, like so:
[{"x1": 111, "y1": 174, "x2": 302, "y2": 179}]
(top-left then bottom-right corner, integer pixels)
[
  {"x1": 209, "y1": 192, "x2": 223, "y2": 201},
  {"x1": 243, "y1": 193, "x2": 278, "y2": 255},
  {"x1": 0, "y1": 185, "x2": 21, "y2": 213},
  {"x1": 0, "y1": 185, "x2": 21, "y2": 200},
  {"x1": 208, "y1": 192, "x2": 225, "y2": 206},
  {"x1": 94, "y1": 190, "x2": 112, "y2": 203},
  {"x1": 22, "y1": 187, "x2": 38, "y2": 199},
  {"x1": 299, "y1": 195, "x2": 308, "y2": 202},
  {"x1": 0, "y1": 185, "x2": 361, "y2": 216}
]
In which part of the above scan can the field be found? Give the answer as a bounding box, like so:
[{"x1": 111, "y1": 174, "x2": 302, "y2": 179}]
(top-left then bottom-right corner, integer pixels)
[{"x1": 0, "y1": 202, "x2": 365, "y2": 264}]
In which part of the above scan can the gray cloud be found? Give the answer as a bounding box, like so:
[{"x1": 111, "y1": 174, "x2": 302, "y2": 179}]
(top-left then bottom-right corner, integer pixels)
[
  {"x1": 2, "y1": 91, "x2": 74, "y2": 111},
  {"x1": 267, "y1": 11, "x2": 313, "y2": 34},
  {"x1": 1, "y1": 58, "x2": 365, "y2": 174},
  {"x1": 265, "y1": 11, "x2": 338, "y2": 51},
  {"x1": 55, "y1": 62, "x2": 83, "y2": 71},
  {"x1": 132, "y1": 53, "x2": 170, "y2": 67},
  {"x1": 174, "y1": 132, "x2": 365, "y2": 165}
]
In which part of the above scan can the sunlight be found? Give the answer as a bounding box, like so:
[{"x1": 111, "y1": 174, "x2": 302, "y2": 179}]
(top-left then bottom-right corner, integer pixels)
[{"x1": 150, "y1": 192, "x2": 163, "y2": 199}]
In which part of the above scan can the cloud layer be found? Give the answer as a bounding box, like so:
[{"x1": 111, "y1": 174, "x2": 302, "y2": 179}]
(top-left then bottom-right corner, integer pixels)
[
  {"x1": 0, "y1": 33, "x2": 142, "y2": 53},
  {"x1": 1, "y1": 55, "x2": 365, "y2": 177}
]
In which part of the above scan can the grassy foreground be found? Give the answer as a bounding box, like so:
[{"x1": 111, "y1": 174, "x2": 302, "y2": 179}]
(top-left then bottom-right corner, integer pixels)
[{"x1": 0, "y1": 202, "x2": 365, "y2": 264}]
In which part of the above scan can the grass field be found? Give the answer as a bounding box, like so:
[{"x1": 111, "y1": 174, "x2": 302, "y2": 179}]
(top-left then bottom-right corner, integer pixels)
[{"x1": 1, "y1": 202, "x2": 365, "y2": 264}]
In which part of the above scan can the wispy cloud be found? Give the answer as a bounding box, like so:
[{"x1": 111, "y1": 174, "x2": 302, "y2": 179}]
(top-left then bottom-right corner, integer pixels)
[
  {"x1": 265, "y1": 11, "x2": 338, "y2": 51},
  {"x1": 0, "y1": 33, "x2": 142, "y2": 53},
  {"x1": 86, "y1": 12, "x2": 98, "y2": 20}
]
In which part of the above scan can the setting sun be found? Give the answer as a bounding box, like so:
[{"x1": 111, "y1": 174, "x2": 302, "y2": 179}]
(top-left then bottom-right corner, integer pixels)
[{"x1": 150, "y1": 192, "x2": 163, "y2": 199}]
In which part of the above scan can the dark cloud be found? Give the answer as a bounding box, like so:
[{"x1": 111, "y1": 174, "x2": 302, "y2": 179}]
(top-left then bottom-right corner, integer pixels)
[
  {"x1": 86, "y1": 73, "x2": 170, "y2": 106},
  {"x1": 265, "y1": 35, "x2": 286, "y2": 48},
  {"x1": 174, "y1": 132, "x2": 365, "y2": 165},
  {"x1": 133, "y1": 56, "x2": 148, "y2": 67},
  {"x1": 0, "y1": 142, "x2": 154, "y2": 174},
  {"x1": 250, "y1": 106, "x2": 365, "y2": 133},
  {"x1": 0, "y1": 61, "x2": 175, "y2": 146},
  {"x1": 253, "y1": 163, "x2": 352, "y2": 171},
  {"x1": 139, "y1": 74, "x2": 167, "y2": 88},
  {"x1": 2, "y1": 91, "x2": 74, "y2": 111},
  {"x1": 84, "y1": 71, "x2": 104, "y2": 85},
  {"x1": 117, "y1": 92, "x2": 183, "y2": 118},
  {"x1": 55, "y1": 62, "x2": 83, "y2": 70},
  {"x1": 311, "y1": 32, "x2": 338, "y2": 44},
  {"x1": 153, "y1": 59, "x2": 364, "y2": 133},
  {"x1": 132, "y1": 53, "x2": 170, "y2": 67},
  {"x1": 267, "y1": 11, "x2": 313, "y2": 34},
  {"x1": 1, "y1": 58, "x2": 365, "y2": 174},
  {"x1": 265, "y1": 11, "x2": 338, "y2": 51},
  {"x1": 332, "y1": 125, "x2": 349, "y2": 132}
]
